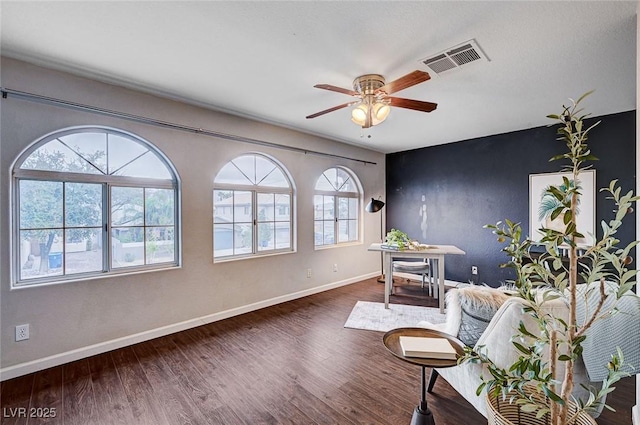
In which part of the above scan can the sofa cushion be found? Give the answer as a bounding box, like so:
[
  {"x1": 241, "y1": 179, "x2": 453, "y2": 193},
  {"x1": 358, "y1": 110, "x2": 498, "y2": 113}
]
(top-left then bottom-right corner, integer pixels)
[{"x1": 452, "y1": 286, "x2": 510, "y2": 346}]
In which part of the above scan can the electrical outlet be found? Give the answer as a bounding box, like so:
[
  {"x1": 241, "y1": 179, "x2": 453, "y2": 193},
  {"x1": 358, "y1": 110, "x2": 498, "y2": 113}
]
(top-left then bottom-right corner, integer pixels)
[
  {"x1": 471, "y1": 266, "x2": 478, "y2": 275},
  {"x1": 15, "y1": 324, "x2": 29, "y2": 342},
  {"x1": 307, "y1": 268, "x2": 312, "y2": 278},
  {"x1": 333, "y1": 264, "x2": 338, "y2": 272}
]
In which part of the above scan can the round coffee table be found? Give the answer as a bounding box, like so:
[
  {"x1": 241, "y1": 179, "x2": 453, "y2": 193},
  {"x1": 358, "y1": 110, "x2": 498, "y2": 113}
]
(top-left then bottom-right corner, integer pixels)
[{"x1": 383, "y1": 327, "x2": 465, "y2": 425}]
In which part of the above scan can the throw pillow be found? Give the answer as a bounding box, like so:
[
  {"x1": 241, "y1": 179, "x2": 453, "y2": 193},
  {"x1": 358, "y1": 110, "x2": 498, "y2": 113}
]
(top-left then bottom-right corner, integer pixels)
[{"x1": 448, "y1": 285, "x2": 511, "y2": 347}]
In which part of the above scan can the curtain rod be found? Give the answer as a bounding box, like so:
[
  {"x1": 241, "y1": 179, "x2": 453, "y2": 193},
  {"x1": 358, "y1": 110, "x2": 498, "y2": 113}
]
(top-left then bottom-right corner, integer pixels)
[{"x1": 0, "y1": 87, "x2": 377, "y2": 166}]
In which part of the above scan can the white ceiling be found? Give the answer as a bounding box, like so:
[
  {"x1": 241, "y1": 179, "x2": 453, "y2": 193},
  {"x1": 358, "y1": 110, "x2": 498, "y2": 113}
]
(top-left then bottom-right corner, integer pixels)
[{"x1": 1, "y1": 1, "x2": 637, "y2": 154}]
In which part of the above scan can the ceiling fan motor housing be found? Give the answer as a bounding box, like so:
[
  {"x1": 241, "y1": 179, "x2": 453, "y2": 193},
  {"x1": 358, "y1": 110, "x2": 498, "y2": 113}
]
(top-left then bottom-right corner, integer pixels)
[{"x1": 353, "y1": 74, "x2": 386, "y2": 95}]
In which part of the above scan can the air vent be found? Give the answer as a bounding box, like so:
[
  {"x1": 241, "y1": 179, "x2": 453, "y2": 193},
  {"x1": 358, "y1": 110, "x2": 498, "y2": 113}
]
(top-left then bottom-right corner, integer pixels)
[{"x1": 419, "y1": 39, "x2": 488, "y2": 75}]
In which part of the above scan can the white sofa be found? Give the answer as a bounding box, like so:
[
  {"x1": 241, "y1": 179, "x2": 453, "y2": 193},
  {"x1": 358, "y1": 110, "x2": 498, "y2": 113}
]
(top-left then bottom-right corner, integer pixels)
[{"x1": 418, "y1": 286, "x2": 604, "y2": 418}]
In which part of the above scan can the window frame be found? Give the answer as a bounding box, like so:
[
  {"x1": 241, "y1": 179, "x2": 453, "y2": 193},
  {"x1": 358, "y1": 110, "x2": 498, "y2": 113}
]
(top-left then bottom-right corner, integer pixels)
[
  {"x1": 313, "y1": 166, "x2": 363, "y2": 249},
  {"x1": 11, "y1": 126, "x2": 181, "y2": 288},
  {"x1": 213, "y1": 153, "x2": 295, "y2": 261}
]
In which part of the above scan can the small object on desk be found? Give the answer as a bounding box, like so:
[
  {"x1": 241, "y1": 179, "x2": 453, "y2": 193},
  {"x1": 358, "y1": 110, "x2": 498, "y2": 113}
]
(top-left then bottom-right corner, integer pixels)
[
  {"x1": 399, "y1": 336, "x2": 457, "y2": 360},
  {"x1": 408, "y1": 240, "x2": 436, "y2": 250},
  {"x1": 415, "y1": 243, "x2": 436, "y2": 250}
]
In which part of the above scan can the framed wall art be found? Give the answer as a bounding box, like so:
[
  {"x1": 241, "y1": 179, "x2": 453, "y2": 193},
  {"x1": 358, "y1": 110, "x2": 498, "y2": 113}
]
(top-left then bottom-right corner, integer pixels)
[{"x1": 529, "y1": 170, "x2": 596, "y2": 247}]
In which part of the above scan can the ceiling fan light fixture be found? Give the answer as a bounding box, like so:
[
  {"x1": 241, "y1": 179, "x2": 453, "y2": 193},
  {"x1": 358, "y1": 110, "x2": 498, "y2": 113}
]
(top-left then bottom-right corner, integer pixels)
[
  {"x1": 373, "y1": 102, "x2": 390, "y2": 121},
  {"x1": 351, "y1": 103, "x2": 368, "y2": 126},
  {"x1": 351, "y1": 97, "x2": 389, "y2": 128}
]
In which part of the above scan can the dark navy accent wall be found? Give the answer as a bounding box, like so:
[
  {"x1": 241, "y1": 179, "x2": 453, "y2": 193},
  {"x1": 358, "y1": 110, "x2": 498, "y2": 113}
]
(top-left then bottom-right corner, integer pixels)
[{"x1": 386, "y1": 111, "x2": 636, "y2": 287}]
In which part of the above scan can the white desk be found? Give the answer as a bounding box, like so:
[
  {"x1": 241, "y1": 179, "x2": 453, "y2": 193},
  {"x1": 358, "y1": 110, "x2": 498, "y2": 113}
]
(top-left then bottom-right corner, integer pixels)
[{"x1": 368, "y1": 243, "x2": 466, "y2": 313}]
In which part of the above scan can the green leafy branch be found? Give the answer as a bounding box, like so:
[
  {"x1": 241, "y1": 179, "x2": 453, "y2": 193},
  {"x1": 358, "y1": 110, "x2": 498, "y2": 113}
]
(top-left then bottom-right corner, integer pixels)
[{"x1": 462, "y1": 92, "x2": 638, "y2": 425}]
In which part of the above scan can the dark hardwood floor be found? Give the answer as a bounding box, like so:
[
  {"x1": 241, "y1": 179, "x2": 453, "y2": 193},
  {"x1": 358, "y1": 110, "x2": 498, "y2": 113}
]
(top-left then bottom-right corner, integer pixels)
[{"x1": 1, "y1": 278, "x2": 635, "y2": 424}]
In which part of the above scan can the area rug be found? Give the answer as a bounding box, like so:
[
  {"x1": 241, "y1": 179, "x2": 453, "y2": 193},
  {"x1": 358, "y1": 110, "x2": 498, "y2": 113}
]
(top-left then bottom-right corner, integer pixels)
[{"x1": 344, "y1": 301, "x2": 446, "y2": 332}]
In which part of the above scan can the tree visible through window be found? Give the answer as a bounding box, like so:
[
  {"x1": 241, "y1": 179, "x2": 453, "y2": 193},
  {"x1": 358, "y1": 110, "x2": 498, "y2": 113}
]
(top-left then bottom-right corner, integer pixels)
[
  {"x1": 13, "y1": 127, "x2": 179, "y2": 285},
  {"x1": 213, "y1": 154, "x2": 293, "y2": 259},
  {"x1": 314, "y1": 167, "x2": 361, "y2": 247}
]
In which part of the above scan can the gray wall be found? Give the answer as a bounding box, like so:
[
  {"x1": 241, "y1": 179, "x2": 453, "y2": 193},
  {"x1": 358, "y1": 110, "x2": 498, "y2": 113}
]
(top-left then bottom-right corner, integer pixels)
[{"x1": 0, "y1": 58, "x2": 385, "y2": 374}]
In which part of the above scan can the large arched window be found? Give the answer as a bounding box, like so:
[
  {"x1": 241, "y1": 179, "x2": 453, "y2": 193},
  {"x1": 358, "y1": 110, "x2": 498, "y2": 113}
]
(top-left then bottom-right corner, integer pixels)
[
  {"x1": 314, "y1": 167, "x2": 362, "y2": 247},
  {"x1": 12, "y1": 126, "x2": 180, "y2": 286},
  {"x1": 213, "y1": 153, "x2": 294, "y2": 260}
]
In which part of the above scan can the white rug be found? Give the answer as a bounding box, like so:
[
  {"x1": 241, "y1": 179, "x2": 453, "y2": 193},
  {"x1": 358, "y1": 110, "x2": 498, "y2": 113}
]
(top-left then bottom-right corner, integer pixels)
[{"x1": 344, "y1": 301, "x2": 446, "y2": 332}]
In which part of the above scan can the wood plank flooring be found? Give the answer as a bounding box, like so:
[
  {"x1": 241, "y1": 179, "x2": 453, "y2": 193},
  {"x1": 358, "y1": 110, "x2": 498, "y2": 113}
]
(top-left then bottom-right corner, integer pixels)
[{"x1": 1, "y1": 278, "x2": 635, "y2": 424}]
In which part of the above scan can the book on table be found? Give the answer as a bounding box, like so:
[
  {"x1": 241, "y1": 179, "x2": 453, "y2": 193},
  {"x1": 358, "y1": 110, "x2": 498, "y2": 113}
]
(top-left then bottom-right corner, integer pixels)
[
  {"x1": 398, "y1": 336, "x2": 457, "y2": 359},
  {"x1": 380, "y1": 244, "x2": 401, "y2": 251}
]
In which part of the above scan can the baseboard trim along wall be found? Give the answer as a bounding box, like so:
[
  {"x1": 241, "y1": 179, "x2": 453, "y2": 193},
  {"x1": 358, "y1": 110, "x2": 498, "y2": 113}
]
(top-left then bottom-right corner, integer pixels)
[
  {"x1": 0, "y1": 272, "x2": 377, "y2": 382},
  {"x1": 633, "y1": 405, "x2": 638, "y2": 425}
]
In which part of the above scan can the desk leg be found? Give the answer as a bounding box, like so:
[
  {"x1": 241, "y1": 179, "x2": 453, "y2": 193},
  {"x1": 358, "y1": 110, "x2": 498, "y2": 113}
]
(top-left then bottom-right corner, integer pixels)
[
  {"x1": 431, "y1": 259, "x2": 438, "y2": 301},
  {"x1": 438, "y1": 256, "x2": 445, "y2": 314},
  {"x1": 384, "y1": 252, "x2": 392, "y2": 309},
  {"x1": 410, "y1": 365, "x2": 436, "y2": 425}
]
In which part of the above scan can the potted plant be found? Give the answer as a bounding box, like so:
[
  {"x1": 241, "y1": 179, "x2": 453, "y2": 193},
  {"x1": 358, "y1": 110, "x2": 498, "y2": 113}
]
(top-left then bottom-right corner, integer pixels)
[
  {"x1": 465, "y1": 92, "x2": 639, "y2": 425},
  {"x1": 384, "y1": 228, "x2": 432, "y2": 251},
  {"x1": 384, "y1": 228, "x2": 411, "y2": 250}
]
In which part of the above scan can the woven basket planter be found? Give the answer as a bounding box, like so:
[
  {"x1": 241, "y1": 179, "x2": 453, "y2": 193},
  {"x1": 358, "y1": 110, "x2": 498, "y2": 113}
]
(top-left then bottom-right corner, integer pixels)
[{"x1": 486, "y1": 387, "x2": 597, "y2": 425}]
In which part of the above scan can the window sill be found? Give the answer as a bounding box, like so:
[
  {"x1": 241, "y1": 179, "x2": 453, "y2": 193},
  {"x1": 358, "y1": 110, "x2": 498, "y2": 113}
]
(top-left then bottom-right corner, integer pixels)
[
  {"x1": 213, "y1": 249, "x2": 297, "y2": 264},
  {"x1": 314, "y1": 241, "x2": 363, "y2": 251},
  {"x1": 11, "y1": 264, "x2": 181, "y2": 290}
]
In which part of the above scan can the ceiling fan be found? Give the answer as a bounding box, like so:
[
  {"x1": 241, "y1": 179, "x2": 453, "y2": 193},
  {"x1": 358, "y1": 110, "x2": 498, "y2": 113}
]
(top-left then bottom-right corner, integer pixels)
[{"x1": 306, "y1": 70, "x2": 437, "y2": 129}]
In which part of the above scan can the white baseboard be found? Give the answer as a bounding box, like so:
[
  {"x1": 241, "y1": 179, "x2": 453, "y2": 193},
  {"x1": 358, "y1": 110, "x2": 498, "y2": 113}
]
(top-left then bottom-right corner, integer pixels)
[
  {"x1": 633, "y1": 405, "x2": 639, "y2": 425},
  {"x1": 0, "y1": 272, "x2": 377, "y2": 382}
]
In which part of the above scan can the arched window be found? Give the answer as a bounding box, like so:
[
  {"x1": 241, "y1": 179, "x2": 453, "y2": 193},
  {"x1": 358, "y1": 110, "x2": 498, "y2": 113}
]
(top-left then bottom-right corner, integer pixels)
[
  {"x1": 12, "y1": 126, "x2": 180, "y2": 286},
  {"x1": 314, "y1": 167, "x2": 361, "y2": 247},
  {"x1": 213, "y1": 153, "x2": 294, "y2": 260}
]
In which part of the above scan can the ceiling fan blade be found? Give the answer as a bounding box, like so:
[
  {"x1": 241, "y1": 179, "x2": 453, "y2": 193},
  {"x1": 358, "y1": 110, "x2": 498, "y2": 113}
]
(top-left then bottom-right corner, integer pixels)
[
  {"x1": 388, "y1": 97, "x2": 438, "y2": 113},
  {"x1": 378, "y1": 70, "x2": 431, "y2": 95},
  {"x1": 314, "y1": 84, "x2": 359, "y2": 96},
  {"x1": 306, "y1": 101, "x2": 359, "y2": 119}
]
